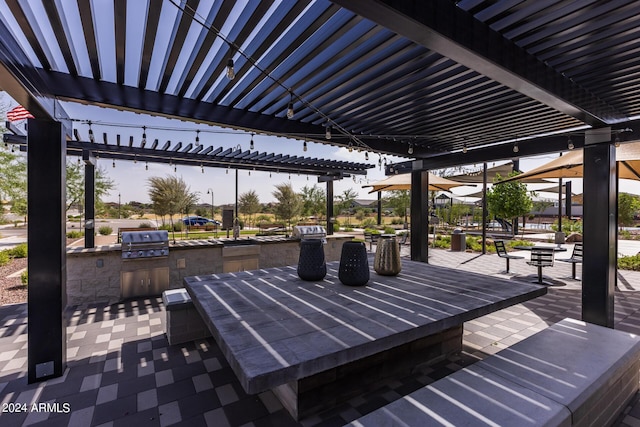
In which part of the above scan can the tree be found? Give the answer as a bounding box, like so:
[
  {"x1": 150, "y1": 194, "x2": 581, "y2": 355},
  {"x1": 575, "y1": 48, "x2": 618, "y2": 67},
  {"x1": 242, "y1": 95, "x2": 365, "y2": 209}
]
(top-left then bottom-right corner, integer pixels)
[
  {"x1": 148, "y1": 175, "x2": 199, "y2": 241},
  {"x1": 300, "y1": 185, "x2": 326, "y2": 219},
  {"x1": 619, "y1": 193, "x2": 640, "y2": 227},
  {"x1": 239, "y1": 190, "x2": 261, "y2": 227},
  {"x1": 385, "y1": 190, "x2": 410, "y2": 225},
  {"x1": 66, "y1": 162, "x2": 114, "y2": 214},
  {"x1": 272, "y1": 183, "x2": 302, "y2": 232},
  {"x1": 486, "y1": 173, "x2": 533, "y2": 236},
  {"x1": 0, "y1": 148, "x2": 27, "y2": 217},
  {"x1": 336, "y1": 188, "x2": 358, "y2": 225}
]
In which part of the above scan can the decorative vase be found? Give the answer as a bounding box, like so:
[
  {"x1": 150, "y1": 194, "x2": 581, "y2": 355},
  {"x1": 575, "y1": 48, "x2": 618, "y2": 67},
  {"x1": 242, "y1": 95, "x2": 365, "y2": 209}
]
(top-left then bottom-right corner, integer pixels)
[
  {"x1": 297, "y1": 239, "x2": 326, "y2": 281},
  {"x1": 338, "y1": 241, "x2": 369, "y2": 286},
  {"x1": 374, "y1": 234, "x2": 402, "y2": 276}
]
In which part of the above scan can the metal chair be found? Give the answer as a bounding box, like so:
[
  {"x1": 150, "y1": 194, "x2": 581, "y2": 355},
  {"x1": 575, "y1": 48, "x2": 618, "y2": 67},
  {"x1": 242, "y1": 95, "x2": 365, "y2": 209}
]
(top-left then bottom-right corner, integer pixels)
[
  {"x1": 526, "y1": 248, "x2": 555, "y2": 284},
  {"x1": 557, "y1": 242, "x2": 583, "y2": 279},
  {"x1": 494, "y1": 240, "x2": 524, "y2": 273}
]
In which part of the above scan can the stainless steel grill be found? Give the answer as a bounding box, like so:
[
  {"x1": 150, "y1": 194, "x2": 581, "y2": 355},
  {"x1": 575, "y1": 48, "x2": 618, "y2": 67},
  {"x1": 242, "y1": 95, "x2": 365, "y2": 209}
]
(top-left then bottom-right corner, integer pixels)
[
  {"x1": 293, "y1": 225, "x2": 327, "y2": 244},
  {"x1": 121, "y1": 230, "x2": 169, "y2": 260}
]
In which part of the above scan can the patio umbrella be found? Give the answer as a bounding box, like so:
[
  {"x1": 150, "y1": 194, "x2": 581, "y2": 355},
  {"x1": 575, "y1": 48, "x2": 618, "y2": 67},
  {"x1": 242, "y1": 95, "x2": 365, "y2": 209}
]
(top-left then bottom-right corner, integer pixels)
[
  {"x1": 364, "y1": 173, "x2": 466, "y2": 193},
  {"x1": 500, "y1": 141, "x2": 640, "y2": 183}
]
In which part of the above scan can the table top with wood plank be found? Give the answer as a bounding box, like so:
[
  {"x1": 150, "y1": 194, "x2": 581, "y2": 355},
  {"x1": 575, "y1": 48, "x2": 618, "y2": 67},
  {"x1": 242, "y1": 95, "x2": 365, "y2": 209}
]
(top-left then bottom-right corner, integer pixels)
[{"x1": 184, "y1": 258, "x2": 547, "y2": 395}]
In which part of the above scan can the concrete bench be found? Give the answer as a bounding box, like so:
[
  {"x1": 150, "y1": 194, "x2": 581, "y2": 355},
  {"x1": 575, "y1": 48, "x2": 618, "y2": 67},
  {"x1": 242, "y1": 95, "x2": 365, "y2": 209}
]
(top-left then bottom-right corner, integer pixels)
[
  {"x1": 349, "y1": 318, "x2": 640, "y2": 427},
  {"x1": 162, "y1": 289, "x2": 211, "y2": 345}
]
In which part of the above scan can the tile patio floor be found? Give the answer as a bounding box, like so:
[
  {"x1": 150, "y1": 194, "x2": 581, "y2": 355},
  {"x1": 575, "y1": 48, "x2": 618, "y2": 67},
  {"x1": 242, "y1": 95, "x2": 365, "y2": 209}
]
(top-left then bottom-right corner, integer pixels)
[{"x1": 1, "y1": 247, "x2": 640, "y2": 426}]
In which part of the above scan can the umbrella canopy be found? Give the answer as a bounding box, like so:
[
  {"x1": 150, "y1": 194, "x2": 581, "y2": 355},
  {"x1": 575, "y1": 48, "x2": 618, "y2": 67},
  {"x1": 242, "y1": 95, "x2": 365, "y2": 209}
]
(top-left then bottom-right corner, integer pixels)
[
  {"x1": 364, "y1": 173, "x2": 466, "y2": 193},
  {"x1": 501, "y1": 141, "x2": 640, "y2": 183}
]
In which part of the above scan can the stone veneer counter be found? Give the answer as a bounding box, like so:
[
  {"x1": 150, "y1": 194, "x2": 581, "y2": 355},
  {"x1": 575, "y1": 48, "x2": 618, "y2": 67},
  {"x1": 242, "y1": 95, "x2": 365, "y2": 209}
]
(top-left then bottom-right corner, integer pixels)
[{"x1": 65, "y1": 234, "x2": 353, "y2": 307}]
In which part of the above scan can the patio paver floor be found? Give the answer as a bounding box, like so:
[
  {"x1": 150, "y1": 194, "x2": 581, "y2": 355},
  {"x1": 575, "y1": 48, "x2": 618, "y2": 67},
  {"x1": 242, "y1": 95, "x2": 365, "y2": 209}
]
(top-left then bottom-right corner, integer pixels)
[{"x1": 1, "y1": 247, "x2": 640, "y2": 426}]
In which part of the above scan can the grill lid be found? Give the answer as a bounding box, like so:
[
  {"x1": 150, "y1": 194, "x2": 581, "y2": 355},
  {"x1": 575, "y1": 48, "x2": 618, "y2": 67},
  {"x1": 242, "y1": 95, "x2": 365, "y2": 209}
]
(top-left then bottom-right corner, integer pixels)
[{"x1": 121, "y1": 230, "x2": 169, "y2": 245}]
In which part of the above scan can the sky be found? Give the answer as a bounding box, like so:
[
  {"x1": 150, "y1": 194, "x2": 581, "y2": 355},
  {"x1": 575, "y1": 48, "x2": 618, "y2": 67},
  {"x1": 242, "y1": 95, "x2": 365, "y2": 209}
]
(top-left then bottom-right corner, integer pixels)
[{"x1": 3, "y1": 92, "x2": 640, "y2": 206}]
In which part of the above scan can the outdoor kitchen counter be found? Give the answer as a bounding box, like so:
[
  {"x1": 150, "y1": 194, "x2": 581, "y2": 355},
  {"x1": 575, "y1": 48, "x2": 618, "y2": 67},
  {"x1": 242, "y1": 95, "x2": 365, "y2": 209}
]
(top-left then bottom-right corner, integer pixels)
[
  {"x1": 184, "y1": 259, "x2": 547, "y2": 420},
  {"x1": 65, "y1": 234, "x2": 353, "y2": 307}
]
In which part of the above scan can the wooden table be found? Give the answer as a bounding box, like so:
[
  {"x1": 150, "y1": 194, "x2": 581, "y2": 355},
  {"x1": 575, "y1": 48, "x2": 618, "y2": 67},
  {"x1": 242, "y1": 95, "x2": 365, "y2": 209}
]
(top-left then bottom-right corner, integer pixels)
[
  {"x1": 513, "y1": 245, "x2": 567, "y2": 252},
  {"x1": 184, "y1": 258, "x2": 547, "y2": 420}
]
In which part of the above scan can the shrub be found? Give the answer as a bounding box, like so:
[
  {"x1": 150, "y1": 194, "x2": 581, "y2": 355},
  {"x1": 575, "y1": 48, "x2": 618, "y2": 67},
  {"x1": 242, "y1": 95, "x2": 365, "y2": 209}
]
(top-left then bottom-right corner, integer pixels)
[
  {"x1": 138, "y1": 222, "x2": 154, "y2": 228},
  {"x1": 20, "y1": 270, "x2": 28, "y2": 285},
  {"x1": 158, "y1": 224, "x2": 172, "y2": 231},
  {"x1": 383, "y1": 226, "x2": 396, "y2": 234},
  {"x1": 361, "y1": 218, "x2": 376, "y2": 228},
  {"x1": 619, "y1": 254, "x2": 640, "y2": 271},
  {"x1": 66, "y1": 230, "x2": 83, "y2": 238},
  {"x1": 172, "y1": 222, "x2": 183, "y2": 232},
  {"x1": 0, "y1": 250, "x2": 10, "y2": 266},
  {"x1": 9, "y1": 243, "x2": 27, "y2": 259},
  {"x1": 98, "y1": 226, "x2": 113, "y2": 236},
  {"x1": 432, "y1": 235, "x2": 451, "y2": 249}
]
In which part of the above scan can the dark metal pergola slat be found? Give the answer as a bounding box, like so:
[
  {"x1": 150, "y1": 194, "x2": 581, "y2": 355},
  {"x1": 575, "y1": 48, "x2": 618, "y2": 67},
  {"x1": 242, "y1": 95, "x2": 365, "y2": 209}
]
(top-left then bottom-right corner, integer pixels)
[{"x1": 3, "y1": 130, "x2": 372, "y2": 177}]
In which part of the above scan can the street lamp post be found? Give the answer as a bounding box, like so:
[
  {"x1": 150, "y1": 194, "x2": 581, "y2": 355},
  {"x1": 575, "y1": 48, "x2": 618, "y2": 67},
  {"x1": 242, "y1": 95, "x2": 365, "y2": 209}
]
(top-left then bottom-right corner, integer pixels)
[
  {"x1": 206, "y1": 188, "x2": 214, "y2": 219},
  {"x1": 207, "y1": 188, "x2": 217, "y2": 237}
]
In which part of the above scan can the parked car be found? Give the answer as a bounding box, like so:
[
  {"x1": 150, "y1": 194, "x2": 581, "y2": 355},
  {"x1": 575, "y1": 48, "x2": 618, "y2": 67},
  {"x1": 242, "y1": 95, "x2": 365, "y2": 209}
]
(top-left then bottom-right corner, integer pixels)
[{"x1": 182, "y1": 216, "x2": 221, "y2": 226}]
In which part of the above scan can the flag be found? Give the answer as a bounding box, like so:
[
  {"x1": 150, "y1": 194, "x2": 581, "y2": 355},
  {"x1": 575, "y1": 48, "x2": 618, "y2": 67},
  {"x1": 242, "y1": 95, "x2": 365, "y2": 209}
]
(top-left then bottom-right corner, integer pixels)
[{"x1": 6, "y1": 105, "x2": 34, "y2": 122}]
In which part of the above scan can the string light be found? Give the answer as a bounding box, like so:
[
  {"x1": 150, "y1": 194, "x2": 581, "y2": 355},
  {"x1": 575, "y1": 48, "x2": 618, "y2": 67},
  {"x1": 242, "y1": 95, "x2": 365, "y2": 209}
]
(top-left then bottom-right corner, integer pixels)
[
  {"x1": 226, "y1": 58, "x2": 235, "y2": 80},
  {"x1": 462, "y1": 142, "x2": 467, "y2": 154},
  {"x1": 250, "y1": 133, "x2": 254, "y2": 150},
  {"x1": 615, "y1": 135, "x2": 621, "y2": 147},
  {"x1": 88, "y1": 121, "x2": 95, "y2": 143},
  {"x1": 287, "y1": 92, "x2": 294, "y2": 119},
  {"x1": 567, "y1": 136, "x2": 574, "y2": 150},
  {"x1": 134, "y1": 154, "x2": 137, "y2": 164},
  {"x1": 145, "y1": 162, "x2": 148, "y2": 170},
  {"x1": 513, "y1": 142, "x2": 519, "y2": 153},
  {"x1": 226, "y1": 167, "x2": 229, "y2": 174},
  {"x1": 112, "y1": 159, "x2": 115, "y2": 168},
  {"x1": 325, "y1": 125, "x2": 331, "y2": 140},
  {"x1": 365, "y1": 152, "x2": 369, "y2": 161},
  {"x1": 348, "y1": 142, "x2": 353, "y2": 153},
  {"x1": 201, "y1": 163, "x2": 204, "y2": 173},
  {"x1": 142, "y1": 126, "x2": 146, "y2": 146},
  {"x1": 408, "y1": 143, "x2": 413, "y2": 155},
  {"x1": 77, "y1": 157, "x2": 81, "y2": 165},
  {"x1": 195, "y1": 130, "x2": 200, "y2": 144},
  {"x1": 303, "y1": 140, "x2": 307, "y2": 152}
]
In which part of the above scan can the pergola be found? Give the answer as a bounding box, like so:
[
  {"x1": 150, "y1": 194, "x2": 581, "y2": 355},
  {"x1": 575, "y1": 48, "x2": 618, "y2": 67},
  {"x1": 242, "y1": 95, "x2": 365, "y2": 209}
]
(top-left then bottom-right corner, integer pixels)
[{"x1": 1, "y1": 0, "x2": 639, "y2": 383}]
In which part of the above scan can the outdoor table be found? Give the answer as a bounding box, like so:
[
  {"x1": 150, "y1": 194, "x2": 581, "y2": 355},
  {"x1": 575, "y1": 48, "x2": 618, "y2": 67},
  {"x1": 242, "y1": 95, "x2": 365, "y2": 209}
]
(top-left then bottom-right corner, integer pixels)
[
  {"x1": 184, "y1": 258, "x2": 547, "y2": 420},
  {"x1": 513, "y1": 245, "x2": 567, "y2": 252}
]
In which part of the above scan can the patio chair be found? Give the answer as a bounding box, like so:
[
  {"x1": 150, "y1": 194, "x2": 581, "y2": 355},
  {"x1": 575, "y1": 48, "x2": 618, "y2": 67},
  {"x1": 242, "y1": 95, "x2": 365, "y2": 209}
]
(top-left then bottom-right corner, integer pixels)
[
  {"x1": 557, "y1": 242, "x2": 583, "y2": 279},
  {"x1": 494, "y1": 240, "x2": 523, "y2": 273},
  {"x1": 527, "y1": 248, "x2": 555, "y2": 284}
]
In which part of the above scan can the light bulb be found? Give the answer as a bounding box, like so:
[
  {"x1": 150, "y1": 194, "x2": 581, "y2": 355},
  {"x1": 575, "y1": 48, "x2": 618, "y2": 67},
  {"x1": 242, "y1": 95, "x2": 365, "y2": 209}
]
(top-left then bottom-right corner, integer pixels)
[
  {"x1": 303, "y1": 141, "x2": 307, "y2": 152},
  {"x1": 201, "y1": 164, "x2": 204, "y2": 173},
  {"x1": 287, "y1": 102, "x2": 294, "y2": 119},
  {"x1": 568, "y1": 138, "x2": 574, "y2": 150},
  {"x1": 145, "y1": 162, "x2": 148, "y2": 170},
  {"x1": 226, "y1": 58, "x2": 235, "y2": 80},
  {"x1": 112, "y1": 159, "x2": 115, "y2": 168},
  {"x1": 325, "y1": 126, "x2": 331, "y2": 140},
  {"x1": 250, "y1": 134, "x2": 254, "y2": 150},
  {"x1": 513, "y1": 143, "x2": 519, "y2": 153},
  {"x1": 226, "y1": 168, "x2": 229, "y2": 175},
  {"x1": 615, "y1": 136, "x2": 621, "y2": 147},
  {"x1": 365, "y1": 152, "x2": 369, "y2": 160},
  {"x1": 348, "y1": 143, "x2": 353, "y2": 153},
  {"x1": 462, "y1": 145, "x2": 467, "y2": 154},
  {"x1": 408, "y1": 145, "x2": 413, "y2": 155}
]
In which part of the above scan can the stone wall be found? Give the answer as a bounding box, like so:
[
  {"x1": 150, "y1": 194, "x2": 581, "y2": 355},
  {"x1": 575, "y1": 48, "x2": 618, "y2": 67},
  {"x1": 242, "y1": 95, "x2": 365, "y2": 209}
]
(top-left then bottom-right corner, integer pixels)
[{"x1": 66, "y1": 235, "x2": 353, "y2": 307}]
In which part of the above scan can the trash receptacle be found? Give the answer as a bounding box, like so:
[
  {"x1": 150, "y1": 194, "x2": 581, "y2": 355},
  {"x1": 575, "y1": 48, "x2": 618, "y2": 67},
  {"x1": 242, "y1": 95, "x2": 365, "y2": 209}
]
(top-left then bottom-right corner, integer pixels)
[{"x1": 451, "y1": 228, "x2": 466, "y2": 251}]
